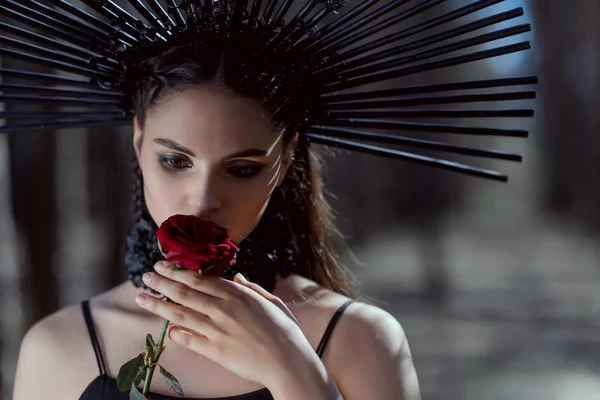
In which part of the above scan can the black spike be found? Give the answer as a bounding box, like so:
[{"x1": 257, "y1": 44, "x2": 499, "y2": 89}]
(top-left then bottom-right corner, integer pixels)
[
  {"x1": 47, "y1": 0, "x2": 112, "y2": 34},
  {"x1": 249, "y1": 0, "x2": 264, "y2": 26},
  {"x1": 323, "y1": 0, "x2": 348, "y2": 12},
  {"x1": 307, "y1": 133, "x2": 510, "y2": 182},
  {"x1": 322, "y1": 42, "x2": 532, "y2": 92},
  {"x1": 281, "y1": 0, "x2": 320, "y2": 34},
  {"x1": 0, "y1": 118, "x2": 131, "y2": 134},
  {"x1": 79, "y1": 0, "x2": 159, "y2": 42},
  {"x1": 0, "y1": 110, "x2": 125, "y2": 119},
  {"x1": 145, "y1": 0, "x2": 177, "y2": 28},
  {"x1": 309, "y1": 126, "x2": 523, "y2": 161},
  {"x1": 6, "y1": 0, "x2": 103, "y2": 44},
  {"x1": 281, "y1": 0, "x2": 351, "y2": 51},
  {"x1": 47, "y1": 0, "x2": 138, "y2": 46},
  {"x1": 271, "y1": 0, "x2": 296, "y2": 23},
  {"x1": 262, "y1": 0, "x2": 281, "y2": 23},
  {"x1": 0, "y1": 94, "x2": 122, "y2": 107},
  {"x1": 321, "y1": 76, "x2": 539, "y2": 102},
  {"x1": 302, "y1": 0, "x2": 412, "y2": 53},
  {"x1": 20, "y1": 0, "x2": 112, "y2": 40},
  {"x1": 313, "y1": 0, "x2": 447, "y2": 57},
  {"x1": 320, "y1": 119, "x2": 529, "y2": 137},
  {"x1": 0, "y1": 68, "x2": 117, "y2": 90},
  {"x1": 165, "y1": 0, "x2": 186, "y2": 26},
  {"x1": 103, "y1": 0, "x2": 154, "y2": 32},
  {"x1": 0, "y1": 48, "x2": 113, "y2": 81},
  {"x1": 0, "y1": 22, "x2": 117, "y2": 66},
  {"x1": 323, "y1": 4, "x2": 520, "y2": 73},
  {"x1": 0, "y1": 35, "x2": 117, "y2": 73},
  {"x1": 337, "y1": 25, "x2": 532, "y2": 80},
  {"x1": 127, "y1": 0, "x2": 171, "y2": 35},
  {"x1": 0, "y1": 83, "x2": 124, "y2": 99},
  {"x1": 325, "y1": 91, "x2": 537, "y2": 109},
  {"x1": 327, "y1": 109, "x2": 535, "y2": 119},
  {"x1": 0, "y1": 5, "x2": 107, "y2": 52},
  {"x1": 294, "y1": 0, "x2": 378, "y2": 49}
]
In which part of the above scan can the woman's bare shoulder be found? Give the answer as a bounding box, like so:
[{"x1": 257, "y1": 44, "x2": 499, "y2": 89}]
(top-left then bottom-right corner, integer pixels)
[
  {"x1": 285, "y1": 274, "x2": 419, "y2": 397},
  {"x1": 18, "y1": 301, "x2": 91, "y2": 365},
  {"x1": 13, "y1": 301, "x2": 101, "y2": 400},
  {"x1": 283, "y1": 274, "x2": 385, "y2": 352},
  {"x1": 18, "y1": 285, "x2": 127, "y2": 352},
  {"x1": 297, "y1": 277, "x2": 408, "y2": 362},
  {"x1": 308, "y1": 290, "x2": 420, "y2": 399}
]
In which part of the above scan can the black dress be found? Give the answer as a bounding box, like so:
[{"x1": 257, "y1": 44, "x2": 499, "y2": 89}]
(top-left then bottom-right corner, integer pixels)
[{"x1": 79, "y1": 299, "x2": 354, "y2": 399}]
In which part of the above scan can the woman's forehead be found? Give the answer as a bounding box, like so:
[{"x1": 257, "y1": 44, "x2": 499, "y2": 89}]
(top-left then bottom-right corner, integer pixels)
[{"x1": 144, "y1": 85, "x2": 283, "y2": 156}]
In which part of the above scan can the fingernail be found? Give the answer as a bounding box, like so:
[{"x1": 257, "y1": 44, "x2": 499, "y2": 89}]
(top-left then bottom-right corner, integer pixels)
[
  {"x1": 142, "y1": 272, "x2": 152, "y2": 284},
  {"x1": 236, "y1": 272, "x2": 248, "y2": 281},
  {"x1": 135, "y1": 294, "x2": 147, "y2": 305},
  {"x1": 155, "y1": 262, "x2": 167, "y2": 272}
]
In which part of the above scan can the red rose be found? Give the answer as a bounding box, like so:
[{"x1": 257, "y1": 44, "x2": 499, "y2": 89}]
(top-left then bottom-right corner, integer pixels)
[{"x1": 156, "y1": 215, "x2": 239, "y2": 275}]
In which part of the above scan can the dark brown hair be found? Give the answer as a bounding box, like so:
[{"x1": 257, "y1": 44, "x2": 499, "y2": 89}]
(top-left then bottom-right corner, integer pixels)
[{"x1": 127, "y1": 42, "x2": 359, "y2": 299}]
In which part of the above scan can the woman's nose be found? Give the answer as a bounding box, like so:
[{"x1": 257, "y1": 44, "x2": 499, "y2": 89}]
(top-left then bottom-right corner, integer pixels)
[{"x1": 187, "y1": 179, "x2": 222, "y2": 215}]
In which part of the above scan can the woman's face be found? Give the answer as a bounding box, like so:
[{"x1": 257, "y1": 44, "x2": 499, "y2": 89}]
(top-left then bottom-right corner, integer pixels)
[{"x1": 133, "y1": 84, "x2": 297, "y2": 243}]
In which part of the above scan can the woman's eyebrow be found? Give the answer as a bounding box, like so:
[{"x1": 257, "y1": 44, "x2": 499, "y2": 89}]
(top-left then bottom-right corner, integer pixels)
[
  {"x1": 154, "y1": 138, "x2": 268, "y2": 161},
  {"x1": 221, "y1": 149, "x2": 268, "y2": 162},
  {"x1": 154, "y1": 138, "x2": 196, "y2": 157}
]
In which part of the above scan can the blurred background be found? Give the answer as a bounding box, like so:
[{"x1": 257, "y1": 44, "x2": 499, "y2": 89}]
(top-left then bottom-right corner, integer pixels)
[{"x1": 1, "y1": 0, "x2": 599, "y2": 399}]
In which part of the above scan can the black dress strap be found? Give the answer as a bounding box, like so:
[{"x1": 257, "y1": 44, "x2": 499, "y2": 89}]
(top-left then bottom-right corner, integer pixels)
[
  {"x1": 81, "y1": 299, "x2": 107, "y2": 376},
  {"x1": 316, "y1": 300, "x2": 354, "y2": 358}
]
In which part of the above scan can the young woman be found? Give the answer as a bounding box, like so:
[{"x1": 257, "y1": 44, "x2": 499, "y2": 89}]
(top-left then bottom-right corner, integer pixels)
[
  {"x1": 11, "y1": 32, "x2": 421, "y2": 400},
  {"x1": 5, "y1": 1, "x2": 535, "y2": 399}
]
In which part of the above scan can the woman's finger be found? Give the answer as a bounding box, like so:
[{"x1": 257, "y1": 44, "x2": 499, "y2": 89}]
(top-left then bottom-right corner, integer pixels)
[
  {"x1": 136, "y1": 294, "x2": 224, "y2": 339},
  {"x1": 141, "y1": 271, "x2": 232, "y2": 321},
  {"x1": 167, "y1": 326, "x2": 222, "y2": 362},
  {"x1": 152, "y1": 261, "x2": 236, "y2": 299}
]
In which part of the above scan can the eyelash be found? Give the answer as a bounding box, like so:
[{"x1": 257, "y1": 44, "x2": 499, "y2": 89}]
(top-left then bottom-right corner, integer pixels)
[
  {"x1": 158, "y1": 155, "x2": 191, "y2": 172},
  {"x1": 228, "y1": 165, "x2": 264, "y2": 179},
  {"x1": 158, "y1": 155, "x2": 264, "y2": 179}
]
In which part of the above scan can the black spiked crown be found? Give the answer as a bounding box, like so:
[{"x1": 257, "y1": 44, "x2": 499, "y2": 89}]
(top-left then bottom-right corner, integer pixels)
[{"x1": 0, "y1": 0, "x2": 537, "y2": 181}]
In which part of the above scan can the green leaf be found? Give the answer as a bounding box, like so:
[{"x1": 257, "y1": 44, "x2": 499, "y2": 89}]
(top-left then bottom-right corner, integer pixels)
[
  {"x1": 170, "y1": 264, "x2": 184, "y2": 272},
  {"x1": 146, "y1": 333, "x2": 156, "y2": 349},
  {"x1": 145, "y1": 334, "x2": 155, "y2": 360},
  {"x1": 117, "y1": 353, "x2": 145, "y2": 392},
  {"x1": 129, "y1": 383, "x2": 147, "y2": 400},
  {"x1": 159, "y1": 365, "x2": 184, "y2": 396}
]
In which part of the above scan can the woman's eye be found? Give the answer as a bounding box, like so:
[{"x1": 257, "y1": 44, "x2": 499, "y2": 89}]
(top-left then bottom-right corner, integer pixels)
[
  {"x1": 228, "y1": 165, "x2": 263, "y2": 179},
  {"x1": 158, "y1": 155, "x2": 191, "y2": 171}
]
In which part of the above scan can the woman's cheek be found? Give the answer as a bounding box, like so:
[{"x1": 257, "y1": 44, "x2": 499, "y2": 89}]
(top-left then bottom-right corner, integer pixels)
[
  {"x1": 227, "y1": 182, "x2": 274, "y2": 241},
  {"x1": 144, "y1": 168, "x2": 184, "y2": 225}
]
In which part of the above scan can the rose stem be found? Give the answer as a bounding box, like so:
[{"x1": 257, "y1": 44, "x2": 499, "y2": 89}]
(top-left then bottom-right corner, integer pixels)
[{"x1": 142, "y1": 317, "x2": 171, "y2": 396}]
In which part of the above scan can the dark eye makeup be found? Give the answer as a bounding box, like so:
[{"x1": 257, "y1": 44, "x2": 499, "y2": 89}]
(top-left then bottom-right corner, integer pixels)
[
  {"x1": 227, "y1": 165, "x2": 264, "y2": 179},
  {"x1": 158, "y1": 154, "x2": 192, "y2": 171},
  {"x1": 157, "y1": 154, "x2": 264, "y2": 179}
]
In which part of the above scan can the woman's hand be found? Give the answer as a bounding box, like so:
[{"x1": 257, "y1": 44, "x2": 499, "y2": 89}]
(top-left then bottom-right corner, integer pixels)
[{"x1": 134, "y1": 261, "x2": 310, "y2": 387}]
